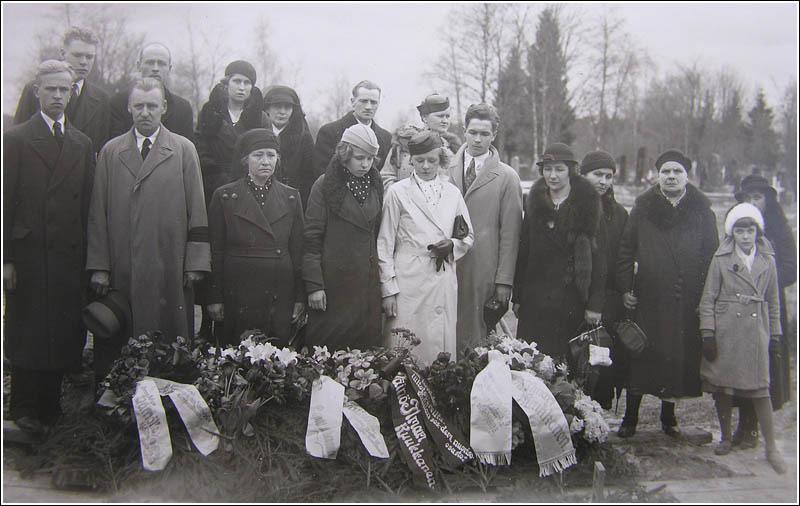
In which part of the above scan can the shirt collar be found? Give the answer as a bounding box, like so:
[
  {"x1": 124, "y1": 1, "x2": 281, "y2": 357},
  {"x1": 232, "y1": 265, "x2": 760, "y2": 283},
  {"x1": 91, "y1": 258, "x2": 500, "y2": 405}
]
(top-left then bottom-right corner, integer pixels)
[
  {"x1": 659, "y1": 185, "x2": 687, "y2": 207},
  {"x1": 272, "y1": 123, "x2": 285, "y2": 136},
  {"x1": 134, "y1": 126, "x2": 161, "y2": 151},
  {"x1": 464, "y1": 150, "x2": 491, "y2": 172},
  {"x1": 40, "y1": 111, "x2": 65, "y2": 133},
  {"x1": 353, "y1": 112, "x2": 372, "y2": 127}
]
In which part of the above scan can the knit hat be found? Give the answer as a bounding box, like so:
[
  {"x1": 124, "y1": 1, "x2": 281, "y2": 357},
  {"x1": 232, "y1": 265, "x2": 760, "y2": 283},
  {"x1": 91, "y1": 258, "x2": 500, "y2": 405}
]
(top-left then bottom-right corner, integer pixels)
[
  {"x1": 225, "y1": 60, "x2": 257, "y2": 86},
  {"x1": 264, "y1": 85, "x2": 299, "y2": 106},
  {"x1": 236, "y1": 128, "x2": 280, "y2": 160},
  {"x1": 341, "y1": 124, "x2": 379, "y2": 156},
  {"x1": 408, "y1": 130, "x2": 442, "y2": 156},
  {"x1": 734, "y1": 174, "x2": 777, "y2": 202},
  {"x1": 537, "y1": 142, "x2": 578, "y2": 167},
  {"x1": 724, "y1": 202, "x2": 765, "y2": 236},
  {"x1": 580, "y1": 150, "x2": 616, "y2": 175},
  {"x1": 416, "y1": 93, "x2": 450, "y2": 116},
  {"x1": 655, "y1": 149, "x2": 690, "y2": 171}
]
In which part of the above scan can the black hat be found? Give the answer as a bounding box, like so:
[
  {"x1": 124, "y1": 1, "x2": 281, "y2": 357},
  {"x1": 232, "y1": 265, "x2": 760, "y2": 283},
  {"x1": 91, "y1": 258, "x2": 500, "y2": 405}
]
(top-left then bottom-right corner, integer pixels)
[
  {"x1": 82, "y1": 289, "x2": 132, "y2": 340},
  {"x1": 655, "y1": 149, "x2": 691, "y2": 171},
  {"x1": 236, "y1": 128, "x2": 280, "y2": 159},
  {"x1": 264, "y1": 85, "x2": 300, "y2": 106},
  {"x1": 483, "y1": 298, "x2": 509, "y2": 334},
  {"x1": 416, "y1": 93, "x2": 450, "y2": 116},
  {"x1": 225, "y1": 60, "x2": 257, "y2": 86},
  {"x1": 580, "y1": 150, "x2": 616, "y2": 175},
  {"x1": 735, "y1": 174, "x2": 777, "y2": 202},
  {"x1": 537, "y1": 143, "x2": 578, "y2": 167},
  {"x1": 408, "y1": 130, "x2": 442, "y2": 156}
]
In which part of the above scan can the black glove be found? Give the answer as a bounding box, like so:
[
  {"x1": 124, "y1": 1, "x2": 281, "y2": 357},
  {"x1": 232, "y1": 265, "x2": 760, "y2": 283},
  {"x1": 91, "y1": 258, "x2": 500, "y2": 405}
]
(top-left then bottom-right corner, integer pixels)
[
  {"x1": 702, "y1": 335, "x2": 718, "y2": 362},
  {"x1": 427, "y1": 240, "x2": 454, "y2": 272}
]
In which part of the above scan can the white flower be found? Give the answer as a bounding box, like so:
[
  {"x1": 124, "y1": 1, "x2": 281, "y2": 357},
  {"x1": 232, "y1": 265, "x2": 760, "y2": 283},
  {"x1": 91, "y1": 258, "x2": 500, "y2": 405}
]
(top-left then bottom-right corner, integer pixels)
[
  {"x1": 208, "y1": 346, "x2": 217, "y2": 355},
  {"x1": 220, "y1": 348, "x2": 238, "y2": 360},
  {"x1": 534, "y1": 355, "x2": 556, "y2": 381},
  {"x1": 313, "y1": 346, "x2": 331, "y2": 361},
  {"x1": 474, "y1": 346, "x2": 490, "y2": 357},
  {"x1": 245, "y1": 343, "x2": 277, "y2": 364},
  {"x1": 570, "y1": 416, "x2": 585, "y2": 434},
  {"x1": 275, "y1": 347, "x2": 298, "y2": 366}
]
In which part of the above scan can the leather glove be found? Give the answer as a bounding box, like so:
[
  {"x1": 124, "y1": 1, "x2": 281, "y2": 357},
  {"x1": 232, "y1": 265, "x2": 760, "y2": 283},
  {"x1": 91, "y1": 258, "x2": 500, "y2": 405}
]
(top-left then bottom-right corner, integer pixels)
[
  {"x1": 702, "y1": 335, "x2": 718, "y2": 362},
  {"x1": 90, "y1": 270, "x2": 111, "y2": 297},
  {"x1": 427, "y1": 239, "x2": 454, "y2": 272}
]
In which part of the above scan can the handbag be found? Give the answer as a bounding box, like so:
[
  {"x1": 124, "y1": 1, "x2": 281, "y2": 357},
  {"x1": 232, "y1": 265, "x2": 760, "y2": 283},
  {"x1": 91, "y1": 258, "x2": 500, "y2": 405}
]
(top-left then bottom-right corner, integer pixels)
[
  {"x1": 452, "y1": 214, "x2": 469, "y2": 240},
  {"x1": 614, "y1": 316, "x2": 648, "y2": 356}
]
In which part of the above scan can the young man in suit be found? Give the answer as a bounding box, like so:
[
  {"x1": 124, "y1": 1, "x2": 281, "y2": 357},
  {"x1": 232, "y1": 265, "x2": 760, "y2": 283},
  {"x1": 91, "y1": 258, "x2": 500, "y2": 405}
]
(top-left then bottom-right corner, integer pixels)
[
  {"x1": 312, "y1": 80, "x2": 392, "y2": 174},
  {"x1": 4, "y1": 61, "x2": 96, "y2": 435},
  {"x1": 14, "y1": 27, "x2": 110, "y2": 154}
]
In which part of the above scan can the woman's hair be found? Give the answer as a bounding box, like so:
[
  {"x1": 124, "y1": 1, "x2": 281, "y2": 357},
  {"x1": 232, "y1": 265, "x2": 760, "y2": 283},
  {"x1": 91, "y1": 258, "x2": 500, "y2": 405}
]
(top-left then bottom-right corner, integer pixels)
[
  {"x1": 409, "y1": 146, "x2": 450, "y2": 169},
  {"x1": 240, "y1": 151, "x2": 280, "y2": 171},
  {"x1": 732, "y1": 217, "x2": 760, "y2": 231},
  {"x1": 334, "y1": 141, "x2": 381, "y2": 168}
]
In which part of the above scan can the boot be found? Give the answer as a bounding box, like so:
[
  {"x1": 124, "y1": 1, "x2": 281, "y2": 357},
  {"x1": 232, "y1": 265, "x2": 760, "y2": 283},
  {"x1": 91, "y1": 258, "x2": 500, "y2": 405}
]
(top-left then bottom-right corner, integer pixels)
[
  {"x1": 618, "y1": 393, "x2": 642, "y2": 438},
  {"x1": 732, "y1": 402, "x2": 759, "y2": 449},
  {"x1": 660, "y1": 401, "x2": 681, "y2": 437}
]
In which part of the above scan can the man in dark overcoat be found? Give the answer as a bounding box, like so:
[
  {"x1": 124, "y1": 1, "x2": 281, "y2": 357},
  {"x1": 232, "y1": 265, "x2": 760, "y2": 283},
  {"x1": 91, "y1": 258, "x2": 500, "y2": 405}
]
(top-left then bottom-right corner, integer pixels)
[
  {"x1": 108, "y1": 42, "x2": 194, "y2": 141},
  {"x1": 616, "y1": 149, "x2": 719, "y2": 437},
  {"x1": 312, "y1": 80, "x2": 392, "y2": 174},
  {"x1": 4, "y1": 61, "x2": 96, "y2": 435},
  {"x1": 14, "y1": 27, "x2": 110, "y2": 154}
]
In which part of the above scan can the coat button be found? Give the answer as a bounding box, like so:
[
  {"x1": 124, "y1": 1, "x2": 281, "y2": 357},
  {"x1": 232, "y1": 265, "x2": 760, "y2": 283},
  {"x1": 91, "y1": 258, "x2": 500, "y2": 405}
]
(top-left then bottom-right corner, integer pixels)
[
  {"x1": 231, "y1": 193, "x2": 238, "y2": 199},
  {"x1": 289, "y1": 195, "x2": 295, "y2": 200},
  {"x1": 435, "y1": 307, "x2": 443, "y2": 315},
  {"x1": 737, "y1": 312, "x2": 742, "y2": 318},
  {"x1": 751, "y1": 313, "x2": 757, "y2": 318},
  {"x1": 276, "y1": 249, "x2": 282, "y2": 255},
  {"x1": 222, "y1": 193, "x2": 229, "y2": 200}
]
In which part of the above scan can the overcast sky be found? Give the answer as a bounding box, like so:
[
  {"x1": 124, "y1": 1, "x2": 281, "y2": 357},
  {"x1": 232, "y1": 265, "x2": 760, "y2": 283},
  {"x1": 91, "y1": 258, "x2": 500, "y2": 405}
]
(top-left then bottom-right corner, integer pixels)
[{"x1": 2, "y1": 2, "x2": 798, "y2": 127}]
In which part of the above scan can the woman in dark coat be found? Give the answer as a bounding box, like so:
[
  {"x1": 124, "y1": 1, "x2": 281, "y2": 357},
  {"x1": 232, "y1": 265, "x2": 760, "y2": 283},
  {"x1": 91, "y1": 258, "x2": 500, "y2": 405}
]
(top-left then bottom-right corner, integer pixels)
[
  {"x1": 302, "y1": 124, "x2": 384, "y2": 350},
  {"x1": 513, "y1": 143, "x2": 607, "y2": 361},
  {"x1": 580, "y1": 151, "x2": 629, "y2": 409},
  {"x1": 729, "y1": 174, "x2": 797, "y2": 447},
  {"x1": 263, "y1": 85, "x2": 316, "y2": 209},
  {"x1": 206, "y1": 129, "x2": 305, "y2": 346},
  {"x1": 195, "y1": 60, "x2": 269, "y2": 339},
  {"x1": 616, "y1": 149, "x2": 719, "y2": 437}
]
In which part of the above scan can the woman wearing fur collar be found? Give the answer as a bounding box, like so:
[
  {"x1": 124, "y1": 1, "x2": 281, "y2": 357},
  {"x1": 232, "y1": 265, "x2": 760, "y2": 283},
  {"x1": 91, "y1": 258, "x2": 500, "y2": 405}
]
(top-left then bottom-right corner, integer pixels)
[
  {"x1": 513, "y1": 143, "x2": 608, "y2": 360},
  {"x1": 616, "y1": 149, "x2": 719, "y2": 438}
]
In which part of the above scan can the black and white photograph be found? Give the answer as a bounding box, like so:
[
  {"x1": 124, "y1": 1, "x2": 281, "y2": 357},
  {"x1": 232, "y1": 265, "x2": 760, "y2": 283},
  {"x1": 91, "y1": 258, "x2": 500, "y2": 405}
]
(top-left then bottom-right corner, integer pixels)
[{"x1": 1, "y1": 1, "x2": 797, "y2": 502}]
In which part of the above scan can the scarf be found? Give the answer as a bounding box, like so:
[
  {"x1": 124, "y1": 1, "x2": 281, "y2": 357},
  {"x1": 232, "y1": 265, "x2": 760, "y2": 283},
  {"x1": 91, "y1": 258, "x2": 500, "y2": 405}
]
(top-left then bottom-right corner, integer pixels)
[
  {"x1": 342, "y1": 165, "x2": 373, "y2": 206},
  {"x1": 245, "y1": 174, "x2": 272, "y2": 208},
  {"x1": 413, "y1": 171, "x2": 443, "y2": 210}
]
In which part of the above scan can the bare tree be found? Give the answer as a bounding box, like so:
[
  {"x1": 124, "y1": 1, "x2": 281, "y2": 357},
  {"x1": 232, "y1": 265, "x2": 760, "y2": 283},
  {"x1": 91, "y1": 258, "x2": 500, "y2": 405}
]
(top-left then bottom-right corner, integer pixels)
[
  {"x1": 320, "y1": 71, "x2": 352, "y2": 123},
  {"x1": 250, "y1": 16, "x2": 282, "y2": 87},
  {"x1": 428, "y1": 31, "x2": 467, "y2": 127}
]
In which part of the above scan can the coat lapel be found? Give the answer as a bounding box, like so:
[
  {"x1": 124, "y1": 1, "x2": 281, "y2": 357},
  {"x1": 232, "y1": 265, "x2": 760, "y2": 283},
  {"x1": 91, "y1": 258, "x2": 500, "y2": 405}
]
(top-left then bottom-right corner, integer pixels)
[
  {"x1": 72, "y1": 83, "x2": 99, "y2": 128},
  {"x1": 336, "y1": 190, "x2": 371, "y2": 231},
  {"x1": 47, "y1": 125, "x2": 82, "y2": 193},
  {"x1": 29, "y1": 114, "x2": 60, "y2": 170},
  {"x1": 119, "y1": 130, "x2": 143, "y2": 179},
  {"x1": 465, "y1": 149, "x2": 501, "y2": 199},
  {"x1": 136, "y1": 128, "x2": 174, "y2": 187},
  {"x1": 263, "y1": 182, "x2": 289, "y2": 225},
  {"x1": 234, "y1": 179, "x2": 274, "y2": 237},
  {"x1": 448, "y1": 147, "x2": 466, "y2": 193},
  {"x1": 404, "y1": 179, "x2": 447, "y2": 235}
]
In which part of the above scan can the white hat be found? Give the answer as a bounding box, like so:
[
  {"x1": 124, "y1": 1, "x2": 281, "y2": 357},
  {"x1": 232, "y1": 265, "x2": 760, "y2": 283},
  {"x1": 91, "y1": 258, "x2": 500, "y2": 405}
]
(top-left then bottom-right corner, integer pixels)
[
  {"x1": 341, "y1": 124, "x2": 379, "y2": 156},
  {"x1": 724, "y1": 202, "x2": 765, "y2": 236}
]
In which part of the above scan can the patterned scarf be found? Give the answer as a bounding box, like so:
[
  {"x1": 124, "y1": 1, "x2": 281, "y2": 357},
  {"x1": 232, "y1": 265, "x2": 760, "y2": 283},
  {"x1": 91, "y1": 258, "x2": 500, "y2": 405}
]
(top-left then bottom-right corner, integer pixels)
[
  {"x1": 342, "y1": 166, "x2": 373, "y2": 206},
  {"x1": 413, "y1": 171, "x2": 443, "y2": 210},
  {"x1": 246, "y1": 174, "x2": 272, "y2": 208}
]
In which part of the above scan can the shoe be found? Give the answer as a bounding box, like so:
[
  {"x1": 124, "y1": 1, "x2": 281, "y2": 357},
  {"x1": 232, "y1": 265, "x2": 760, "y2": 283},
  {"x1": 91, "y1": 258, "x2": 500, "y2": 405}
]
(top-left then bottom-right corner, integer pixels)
[
  {"x1": 15, "y1": 416, "x2": 45, "y2": 436},
  {"x1": 733, "y1": 429, "x2": 759, "y2": 449},
  {"x1": 714, "y1": 440, "x2": 732, "y2": 455},
  {"x1": 766, "y1": 450, "x2": 787, "y2": 474},
  {"x1": 617, "y1": 423, "x2": 636, "y2": 438},
  {"x1": 662, "y1": 423, "x2": 681, "y2": 437}
]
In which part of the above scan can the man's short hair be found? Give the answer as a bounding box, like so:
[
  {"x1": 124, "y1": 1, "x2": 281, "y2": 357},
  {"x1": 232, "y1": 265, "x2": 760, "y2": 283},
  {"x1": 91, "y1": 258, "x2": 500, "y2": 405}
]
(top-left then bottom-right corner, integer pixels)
[
  {"x1": 138, "y1": 42, "x2": 172, "y2": 65},
  {"x1": 63, "y1": 26, "x2": 99, "y2": 48},
  {"x1": 34, "y1": 60, "x2": 75, "y2": 85},
  {"x1": 464, "y1": 103, "x2": 500, "y2": 133},
  {"x1": 351, "y1": 80, "x2": 381, "y2": 98},
  {"x1": 128, "y1": 77, "x2": 166, "y2": 102}
]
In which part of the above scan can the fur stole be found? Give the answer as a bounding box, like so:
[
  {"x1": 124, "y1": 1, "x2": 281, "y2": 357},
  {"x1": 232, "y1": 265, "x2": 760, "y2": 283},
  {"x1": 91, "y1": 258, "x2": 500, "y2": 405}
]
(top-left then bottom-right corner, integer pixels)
[
  {"x1": 528, "y1": 175, "x2": 601, "y2": 302},
  {"x1": 635, "y1": 183, "x2": 711, "y2": 230},
  {"x1": 197, "y1": 83, "x2": 265, "y2": 139},
  {"x1": 322, "y1": 156, "x2": 383, "y2": 215}
]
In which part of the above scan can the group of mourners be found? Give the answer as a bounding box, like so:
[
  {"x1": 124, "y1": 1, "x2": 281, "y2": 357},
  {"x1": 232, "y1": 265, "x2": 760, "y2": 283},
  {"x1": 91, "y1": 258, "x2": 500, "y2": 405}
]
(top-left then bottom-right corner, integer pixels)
[{"x1": 3, "y1": 27, "x2": 795, "y2": 475}]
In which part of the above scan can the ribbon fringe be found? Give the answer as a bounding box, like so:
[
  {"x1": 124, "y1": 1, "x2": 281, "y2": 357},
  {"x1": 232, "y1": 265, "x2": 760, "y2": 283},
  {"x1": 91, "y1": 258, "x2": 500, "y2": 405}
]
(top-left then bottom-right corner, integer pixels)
[
  {"x1": 475, "y1": 451, "x2": 512, "y2": 466},
  {"x1": 537, "y1": 451, "x2": 577, "y2": 477}
]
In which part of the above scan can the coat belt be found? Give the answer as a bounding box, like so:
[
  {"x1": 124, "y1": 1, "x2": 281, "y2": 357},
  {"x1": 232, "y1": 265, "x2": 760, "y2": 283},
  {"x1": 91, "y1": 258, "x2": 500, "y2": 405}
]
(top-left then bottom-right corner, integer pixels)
[
  {"x1": 226, "y1": 246, "x2": 286, "y2": 258},
  {"x1": 717, "y1": 294, "x2": 765, "y2": 304}
]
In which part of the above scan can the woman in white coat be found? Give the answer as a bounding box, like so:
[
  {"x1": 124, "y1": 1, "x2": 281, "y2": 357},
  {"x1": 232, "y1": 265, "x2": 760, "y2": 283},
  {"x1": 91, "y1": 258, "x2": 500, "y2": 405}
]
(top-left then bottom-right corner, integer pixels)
[{"x1": 378, "y1": 131, "x2": 474, "y2": 364}]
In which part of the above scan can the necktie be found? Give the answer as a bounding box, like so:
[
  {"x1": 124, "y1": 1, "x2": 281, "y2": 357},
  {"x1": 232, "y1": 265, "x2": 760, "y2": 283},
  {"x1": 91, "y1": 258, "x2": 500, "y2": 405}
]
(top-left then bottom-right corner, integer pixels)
[
  {"x1": 53, "y1": 122, "x2": 64, "y2": 149},
  {"x1": 141, "y1": 138, "x2": 152, "y2": 160},
  {"x1": 464, "y1": 157, "x2": 476, "y2": 195},
  {"x1": 65, "y1": 83, "x2": 79, "y2": 120}
]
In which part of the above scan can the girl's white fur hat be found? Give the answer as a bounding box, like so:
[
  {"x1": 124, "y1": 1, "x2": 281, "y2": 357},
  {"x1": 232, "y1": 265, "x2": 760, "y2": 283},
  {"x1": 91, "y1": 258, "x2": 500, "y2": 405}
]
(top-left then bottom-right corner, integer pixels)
[{"x1": 724, "y1": 202, "x2": 765, "y2": 236}]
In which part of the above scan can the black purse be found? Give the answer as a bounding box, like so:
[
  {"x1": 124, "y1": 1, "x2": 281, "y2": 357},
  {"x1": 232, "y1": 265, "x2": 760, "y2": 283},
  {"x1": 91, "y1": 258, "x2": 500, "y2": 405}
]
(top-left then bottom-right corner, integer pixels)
[
  {"x1": 452, "y1": 214, "x2": 469, "y2": 240},
  {"x1": 614, "y1": 309, "x2": 648, "y2": 356}
]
